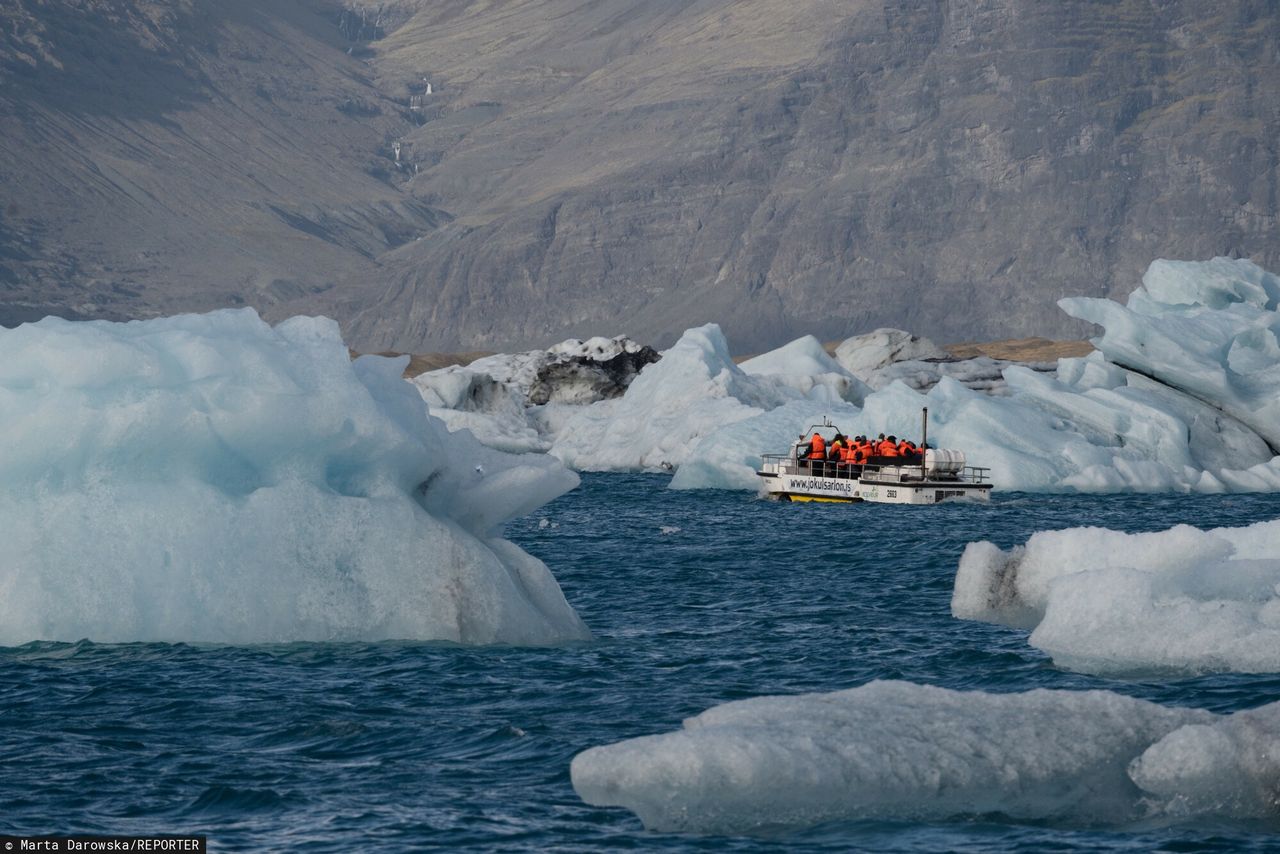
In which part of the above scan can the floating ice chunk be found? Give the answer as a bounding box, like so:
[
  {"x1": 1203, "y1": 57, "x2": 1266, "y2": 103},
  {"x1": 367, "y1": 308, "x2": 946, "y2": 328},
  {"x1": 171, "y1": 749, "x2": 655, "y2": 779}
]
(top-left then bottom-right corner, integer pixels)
[
  {"x1": 738, "y1": 335, "x2": 870, "y2": 404},
  {"x1": 739, "y1": 335, "x2": 846, "y2": 377},
  {"x1": 864, "y1": 355, "x2": 1023, "y2": 393},
  {"x1": 1136, "y1": 256, "x2": 1280, "y2": 311},
  {"x1": 832, "y1": 325, "x2": 1053, "y2": 395},
  {"x1": 952, "y1": 518, "x2": 1280, "y2": 674},
  {"x1": 461, "y1": 334, "x2": 655, "y2": 406},
  {"x1": 1130, "y1": 701, "x2": 1280, "y2": 820},
  {"x1": 547, "y1": 334, "x2": 642, "y2": 358},
  {"x1": 419, "y1": 407, "x2": 550, "y2": 454},
  {"x1": 572, "y1": 680, "x2": 1226, "y2": 832},
  {"x1": 0, "y1": 310, "x2": 589, "y2": 646},
  {"x1": 1060, "y1": 257, "x2": 1280, "y2": 450},
  {"x1": 410, "y1": 367, "x2": 548, "y2": 453},
  {"x1": 410, "y1": 337, "x2": 657, "y2": 451},
  {"x1": 550, "y1": 324, "x2": 792, "y2": 472},
  {"x1": 834, "y1": 328, "x2": 948, "y2": 381},
  {"x1": 670, "y1": 399, "x2": 862, "y2": 491}
]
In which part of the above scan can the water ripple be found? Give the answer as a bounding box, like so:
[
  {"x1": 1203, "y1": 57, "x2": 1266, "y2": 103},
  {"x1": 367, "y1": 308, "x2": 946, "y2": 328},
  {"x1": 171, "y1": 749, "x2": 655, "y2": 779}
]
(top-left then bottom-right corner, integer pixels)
[{"x1": 2, "y1": 475, "x2": 1279, "y2": 850}]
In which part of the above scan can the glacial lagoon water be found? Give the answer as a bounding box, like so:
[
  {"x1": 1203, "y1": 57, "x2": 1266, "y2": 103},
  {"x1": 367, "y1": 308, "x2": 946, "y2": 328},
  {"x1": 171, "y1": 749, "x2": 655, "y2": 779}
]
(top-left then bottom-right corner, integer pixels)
[{"x1": 3, "y1": 473, "x2": 1279, "y2": 850}]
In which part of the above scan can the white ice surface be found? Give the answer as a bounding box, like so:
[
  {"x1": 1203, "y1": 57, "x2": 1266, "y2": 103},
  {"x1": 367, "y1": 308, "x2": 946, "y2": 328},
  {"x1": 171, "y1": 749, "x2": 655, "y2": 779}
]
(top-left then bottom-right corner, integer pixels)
[
  {"x1": 952, "y1": 518, "x2": 1280, "y2": 674},
  {"x1": 414, "y1": 258, "x2": 1280, "y2": 495},
  {"x1": 834, "y1": 328, "x2": 949, "y2": 381},
  {"x1": 452, "y1": 334, "x2": 643, "y2": 402},
  {"x1": 550, "y1": 324, "x2": 794, "y2": 471},
  {"x1": 738, "y1": 335, "x2": 870, "y2": 405},
  {"x1": 1060, "y1": 258, "x2": 1280, "y2": 450},
  {"x1": 0, "y1": 310, "x2": 589, "y2": 646},
  {"x1": 1130, "y1": 700, "x2": 1280, "y2": 820},
  {"x1": 410, "y1": 367, "x2": 550, "y2": 453},
  {"x1": 572, "y1": 680, "x2": 1280, "y2": 833},
  {"x1": 672, "y1": 258, "x2": 1280, "y2": 493}
]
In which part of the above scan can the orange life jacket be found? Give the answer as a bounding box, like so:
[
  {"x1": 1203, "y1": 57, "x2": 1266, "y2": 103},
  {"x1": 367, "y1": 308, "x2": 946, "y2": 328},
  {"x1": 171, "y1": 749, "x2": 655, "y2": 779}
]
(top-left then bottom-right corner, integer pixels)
[
  {"x1": 808, "y1": 434, "x2": 826, "y2": 459},
  {"x1": 898, "y1": 440, "x2": 916, "y2": 456},
  {"x1": 840, "y1": 443, "x2": 857, "y2": 462},
  {"x1": 878, "y1": 439, "x2": 899, "y2": 457}
]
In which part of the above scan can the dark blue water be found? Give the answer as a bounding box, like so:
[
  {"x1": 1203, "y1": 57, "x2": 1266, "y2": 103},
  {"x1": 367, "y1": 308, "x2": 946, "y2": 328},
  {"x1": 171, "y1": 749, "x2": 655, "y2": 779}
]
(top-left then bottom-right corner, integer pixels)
[{"x1": 3, "y1": 474, "x2": 1279, "y2": 851}]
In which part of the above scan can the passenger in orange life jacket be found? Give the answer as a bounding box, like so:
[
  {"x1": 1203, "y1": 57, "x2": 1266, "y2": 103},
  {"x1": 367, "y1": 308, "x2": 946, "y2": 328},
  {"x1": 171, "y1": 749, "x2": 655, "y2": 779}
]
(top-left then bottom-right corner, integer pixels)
[
  {"x1": 878, "y1": 435, "x2": 900, "y2": 457},
  {"x1": 898, "y1": 438, "x2": 918, "y2": 457},
  {"x1": 828, "y1": 434, "x2": 846, "y2": 461},
  {"x1": 807, "y1": 432, "x2": 827, "y2": 460},
  {"x1": 854, "y1": 436, "x2": 873, "y2": 462}
]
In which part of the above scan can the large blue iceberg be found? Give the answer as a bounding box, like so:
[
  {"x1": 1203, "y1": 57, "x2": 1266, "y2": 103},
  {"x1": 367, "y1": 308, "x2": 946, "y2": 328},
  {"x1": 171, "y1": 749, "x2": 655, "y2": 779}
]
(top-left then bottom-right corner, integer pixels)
[{"x1": 0, "y1": 310, "x2": 589, "y2": 646}]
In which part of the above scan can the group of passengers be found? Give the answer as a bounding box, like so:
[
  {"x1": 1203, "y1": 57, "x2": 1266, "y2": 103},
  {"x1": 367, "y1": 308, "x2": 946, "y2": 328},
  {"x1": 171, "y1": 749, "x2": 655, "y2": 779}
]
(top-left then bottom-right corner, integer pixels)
[{"x1": 797, "y1": 431, "x2": 926, "y2": 474}]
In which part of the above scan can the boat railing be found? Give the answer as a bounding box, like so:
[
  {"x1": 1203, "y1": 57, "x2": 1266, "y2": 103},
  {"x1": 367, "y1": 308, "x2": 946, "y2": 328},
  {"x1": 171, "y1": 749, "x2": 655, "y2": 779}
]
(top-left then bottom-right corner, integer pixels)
[
  {"x1": 763, "y1": 454, "x2": 993, "y2": 485},
  {"x1": 964, "y1": 466, "x2": 991, "y2": 484}
]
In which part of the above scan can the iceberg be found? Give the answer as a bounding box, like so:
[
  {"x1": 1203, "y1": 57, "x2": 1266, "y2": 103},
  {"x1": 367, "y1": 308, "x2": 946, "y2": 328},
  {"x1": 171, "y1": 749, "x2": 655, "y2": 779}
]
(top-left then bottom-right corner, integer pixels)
[
  {"x1": 415, "y1": 257, "x2": 1280, "y2": 495},
  {"x1": 1130, "y1": 700, "x2": 1280, "y2": 821},
  {"x1": 549, "y1": 324, "x2": 796, "y2": 472},
  {"x1": 1060, "y1": 258, "x2": 1280, "y2": 450},
  {"x1": 834, "y1": 328, "x2": 1032, "y2": 394},
  {"x1": 834, "y1": 327, "x2": 949, "y2": 379},
  {"x1": 738, "y1": 334, "x2": 870, "y2": 404},
  {"x1": 411, "y1": 366, "x2": 550, "y2": 454},
  {"x1": 572, "y1": 680, "x2": 1280, "y2": 833},
  {"x1": 411, "y1": 335, "x2": 658, "y2": 455},
  {"x1": 0, "y1": 310, "x2": 590, "y2": 646},
  {"x1": 670, "y1": 258, "x2": 1280, "y2": 493},
  {"x1": 951, "y1": 518, "x2": 1280, "y2": 674}
]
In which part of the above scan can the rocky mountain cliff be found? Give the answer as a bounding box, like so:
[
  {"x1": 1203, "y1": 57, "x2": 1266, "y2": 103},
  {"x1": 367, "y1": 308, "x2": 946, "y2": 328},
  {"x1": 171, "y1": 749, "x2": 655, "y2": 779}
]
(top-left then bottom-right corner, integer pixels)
[
  {"x1": 4, "y1": 1, "x2": 1279, "y2": 352},
  {"x1": 0, "y1": 0, "x2": 440, "y2": 326}
]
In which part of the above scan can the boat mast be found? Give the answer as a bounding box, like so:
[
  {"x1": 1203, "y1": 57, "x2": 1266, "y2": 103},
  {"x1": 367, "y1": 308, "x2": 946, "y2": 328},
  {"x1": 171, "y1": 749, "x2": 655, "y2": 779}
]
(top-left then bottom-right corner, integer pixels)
[{"x1": 920, "y1": 406, "x2": 928, "y2": 480}]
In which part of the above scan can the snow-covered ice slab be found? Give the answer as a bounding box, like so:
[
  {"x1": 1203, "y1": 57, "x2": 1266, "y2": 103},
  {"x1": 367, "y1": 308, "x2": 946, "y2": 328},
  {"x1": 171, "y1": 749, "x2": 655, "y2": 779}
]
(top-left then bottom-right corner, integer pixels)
[
  {"x1": 952, "y1": 519, "x2": 1280, "y2": 674},
  {"x1": 550, "y1": 324, "x2": 795, "y2": 471},
  {"x1": 572, "y1": 680, "x2": 1280, "y2": 832},
  {"x1": 1060, "y1": 257, "x2": 1280, "y2": 450},
  {"x1": 834, "y1": 328, "x2": 949, "y2": 380},
  {"x1": 411, "y1": 335, "x2": 659, "y2": 455},
  {"x1": 0, "y1": 310, "x2": 589, "y2": 646},
  {"x1": 411, "y1": 366, "x2": 550, "y2": 453},
  {"x1": 738, "y1": 334, "x2": 869, "y2": 404}
]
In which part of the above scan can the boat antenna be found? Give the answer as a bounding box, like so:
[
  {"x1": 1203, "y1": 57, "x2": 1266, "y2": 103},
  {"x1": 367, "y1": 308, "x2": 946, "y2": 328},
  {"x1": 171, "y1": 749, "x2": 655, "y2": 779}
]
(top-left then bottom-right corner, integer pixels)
[{"x1": 920, "y1": 406, "x2": 928, "y2": 480}]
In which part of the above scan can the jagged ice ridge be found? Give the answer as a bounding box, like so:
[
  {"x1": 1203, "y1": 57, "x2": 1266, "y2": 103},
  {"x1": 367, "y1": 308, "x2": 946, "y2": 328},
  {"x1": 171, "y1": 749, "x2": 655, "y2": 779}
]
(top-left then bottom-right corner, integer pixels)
[
  {"x1": 414, "y1": 258, "x2": 1280, "y2": 495},
  {"x1": 0, "y1": 310, "x2": 589, "y2": 645}
]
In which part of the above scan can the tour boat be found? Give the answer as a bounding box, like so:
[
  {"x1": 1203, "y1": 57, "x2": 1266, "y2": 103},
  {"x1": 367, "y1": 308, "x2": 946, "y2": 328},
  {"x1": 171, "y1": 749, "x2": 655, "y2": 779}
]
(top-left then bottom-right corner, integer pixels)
[{"x1": 755, "y1": 409, "x2": 993, "y2": 504}]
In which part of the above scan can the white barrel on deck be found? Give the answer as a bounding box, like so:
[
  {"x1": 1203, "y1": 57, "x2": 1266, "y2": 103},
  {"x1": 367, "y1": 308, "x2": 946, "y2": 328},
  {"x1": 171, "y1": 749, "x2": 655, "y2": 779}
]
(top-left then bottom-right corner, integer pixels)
[{"x1": 924, "y1": 448, "x2": 965, "y2": 475}]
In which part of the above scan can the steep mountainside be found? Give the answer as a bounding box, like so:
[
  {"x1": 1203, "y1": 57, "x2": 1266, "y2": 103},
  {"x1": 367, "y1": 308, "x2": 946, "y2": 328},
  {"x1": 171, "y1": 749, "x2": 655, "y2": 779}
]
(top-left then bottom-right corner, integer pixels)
[
  {"x1": 3, "y1": 1, "x2": 1279, "y2": 352},
  {"x1": 0, "y1": 0, "x2": 441, "y2": 326},
  {"x1": 349, "y1": 0, "x2": 1280, "y2": 351}
]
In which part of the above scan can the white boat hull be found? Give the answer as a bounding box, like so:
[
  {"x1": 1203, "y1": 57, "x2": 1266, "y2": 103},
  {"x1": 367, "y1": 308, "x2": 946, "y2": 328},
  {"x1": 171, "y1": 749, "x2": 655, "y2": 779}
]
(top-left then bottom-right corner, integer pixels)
[{"x1": 756, "y1": 464, "x2": 992, "y2": 505}]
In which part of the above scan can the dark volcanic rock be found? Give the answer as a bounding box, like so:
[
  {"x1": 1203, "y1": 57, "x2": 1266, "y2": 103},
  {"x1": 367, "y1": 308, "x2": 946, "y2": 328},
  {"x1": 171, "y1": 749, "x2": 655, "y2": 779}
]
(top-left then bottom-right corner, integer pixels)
[{"x1": 528, "y1": 345, "x2": 661, "y2": 406}]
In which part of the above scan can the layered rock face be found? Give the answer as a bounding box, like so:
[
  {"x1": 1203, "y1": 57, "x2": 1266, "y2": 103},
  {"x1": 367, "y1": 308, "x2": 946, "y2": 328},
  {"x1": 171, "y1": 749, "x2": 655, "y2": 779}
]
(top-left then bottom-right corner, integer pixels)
[
  {"x1": 0, "y1": 0, "x2": 440, "y2": 326},
  {"x1": 3, "y1": 1, "x2": 1278, "y2": 353},
  {"x1": 352, "y1": 0, "x2": 1280, "y2": 352}
]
